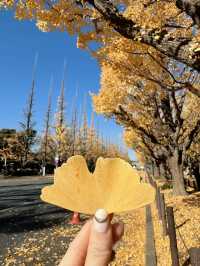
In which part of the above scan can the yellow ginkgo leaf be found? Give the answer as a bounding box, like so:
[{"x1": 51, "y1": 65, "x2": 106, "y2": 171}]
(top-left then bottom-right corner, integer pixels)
[{"x1": 40, "y1": 155, "x2": 155, "y2": 214}]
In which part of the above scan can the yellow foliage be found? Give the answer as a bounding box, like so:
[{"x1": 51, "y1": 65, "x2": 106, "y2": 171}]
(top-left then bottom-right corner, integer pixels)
[
  {"x1": 0, "y1": 0, "x2": 14, "y2": 9},
  {"x1": 124, "y1": 1, "x2": 179, "y2": 28}
]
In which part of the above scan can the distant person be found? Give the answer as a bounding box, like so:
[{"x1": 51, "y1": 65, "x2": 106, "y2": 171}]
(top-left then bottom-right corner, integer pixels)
[{"x1": 59, "y1": 209, "x2": 124, "y2": 266}]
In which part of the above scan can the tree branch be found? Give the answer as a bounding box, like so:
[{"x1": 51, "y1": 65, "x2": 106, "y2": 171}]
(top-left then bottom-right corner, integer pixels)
[
  {"x1": 141, "y1": 135, "x2": 159, "y2": 160},
  {"x1": 114, "y1": 105, "x2": 160, "y2": 145},
  {"x1": 85, "y1": 0, "x2": 200, "y2": 71}
]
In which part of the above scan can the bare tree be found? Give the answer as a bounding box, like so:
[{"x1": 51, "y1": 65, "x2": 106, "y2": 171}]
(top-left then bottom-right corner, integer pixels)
[
  {"x1": 42, "y1": 78, "x2": 53, "y2": 176},
  {"x1": 20, "y1": 55, "x2": 37, "y2": 166}
]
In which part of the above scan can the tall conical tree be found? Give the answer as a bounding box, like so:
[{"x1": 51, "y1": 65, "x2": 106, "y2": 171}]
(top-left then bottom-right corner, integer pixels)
[
  {"x1": 88, "y1": 110, "x2": 95, "y2": 152},
  {"x1": 95, "y1": 121, "x2": 100, "y2": 156},
  {"x1": 70, "y1": 85, "x2": 79, "y2": 156},
  {"x1": 20, "y1": 54, "x2": 38, "y2": 166},
  {"x1": 71, "y1": 104, "x2": 78, "y2": 156},
  {"x1": 41, "y1": 77, "x2": 53, "y2": 176},
  {"x1": 81, "y1": 93, "x2": 88, "y2": 156},
  {"x1": 54, "y1": 64, "x2": 67, "y2": 166},
  {"x1": 90, "y1": 111, "x2": 95, "y2": 135}
]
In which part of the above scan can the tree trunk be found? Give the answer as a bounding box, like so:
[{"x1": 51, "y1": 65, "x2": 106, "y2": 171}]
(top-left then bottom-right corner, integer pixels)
[
  {"x1": 153, "y1": 162, "x2": 161, "y2": 179},
  {"x1": 168, "y1": 149, "x2": 187, "y2": 196},
  {"x1": 192, "y1": 163, "x2": 200, "y2": 191},
  {"x1": 159, "y1": 162, "x2": 168, "y2": 181},
  {"x1": 146, "y1": 167, "x2": 152, "y2": 179},
  {"x1": 198, "y1": 162, "x2": 200, "y2": 191}
]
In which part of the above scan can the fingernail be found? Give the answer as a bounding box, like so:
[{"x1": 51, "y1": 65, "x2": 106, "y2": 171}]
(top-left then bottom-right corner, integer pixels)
[{"x1": 93, "y1": 209, "x2": 109, "y2": 233}]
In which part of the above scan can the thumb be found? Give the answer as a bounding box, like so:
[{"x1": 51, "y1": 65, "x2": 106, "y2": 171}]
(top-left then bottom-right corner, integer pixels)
[{"x1": 85, "y1": 209, "x2": 113, "y2": 266}]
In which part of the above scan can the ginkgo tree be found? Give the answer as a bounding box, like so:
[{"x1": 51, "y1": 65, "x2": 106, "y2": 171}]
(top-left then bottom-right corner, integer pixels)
[{"x1": 92, "y1": 36, "x2": 200, "y2": 195}]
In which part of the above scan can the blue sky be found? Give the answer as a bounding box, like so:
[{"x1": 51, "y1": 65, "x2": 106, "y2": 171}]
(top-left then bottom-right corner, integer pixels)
[{"x1": 0, "y1": 10, "x2": 135, "y2": 159}]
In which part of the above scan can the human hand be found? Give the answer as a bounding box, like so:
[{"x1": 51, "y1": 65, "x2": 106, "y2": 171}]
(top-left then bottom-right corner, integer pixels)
[{"x1": 59, "y1": 209, "x2": 124, "y2": 266}]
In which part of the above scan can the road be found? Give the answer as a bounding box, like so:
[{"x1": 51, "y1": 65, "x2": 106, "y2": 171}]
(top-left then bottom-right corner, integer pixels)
[
  {"x1": 0, "y1": 176, "x2": 68, "y2": 225},
  {"x1": 0, "y1": 176, "x2": 73, "y2": 265}
]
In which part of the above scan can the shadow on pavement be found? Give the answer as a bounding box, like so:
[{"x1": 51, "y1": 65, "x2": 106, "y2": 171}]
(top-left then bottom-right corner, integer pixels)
[{"x1": 0, "y1": 207, "x2": 71, "y2": 234}]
